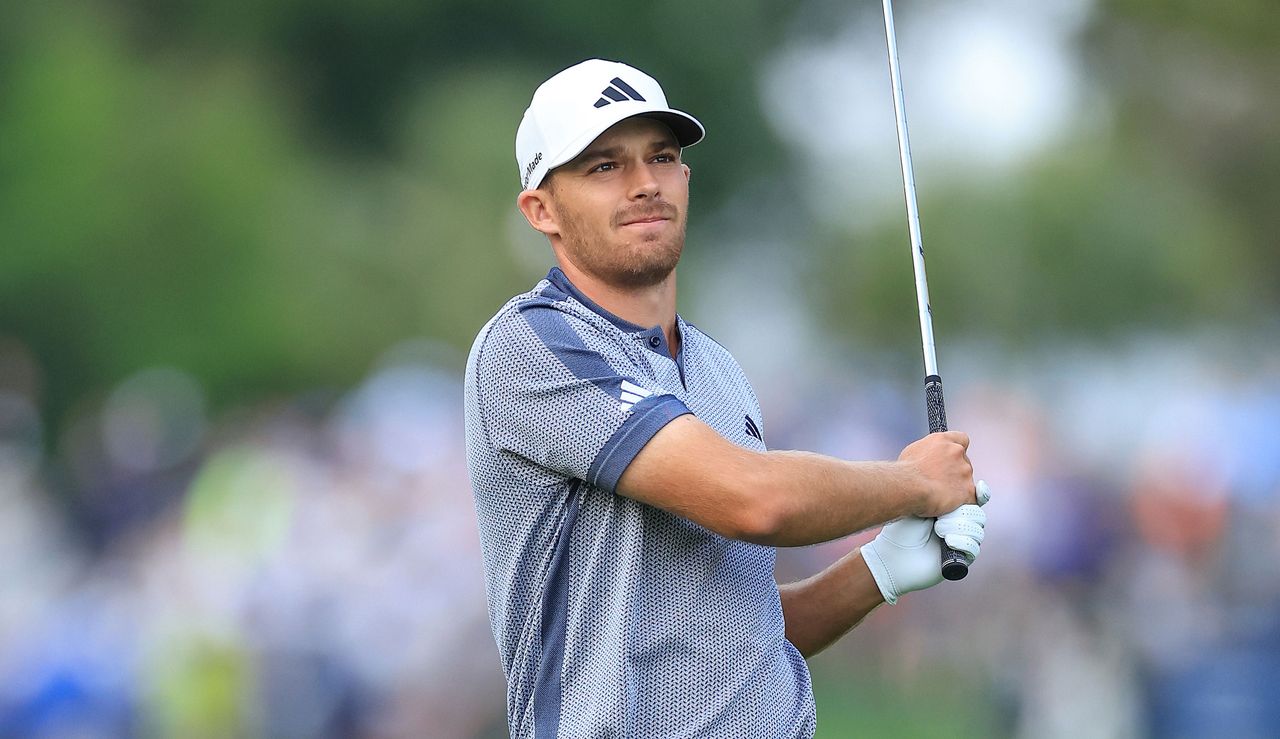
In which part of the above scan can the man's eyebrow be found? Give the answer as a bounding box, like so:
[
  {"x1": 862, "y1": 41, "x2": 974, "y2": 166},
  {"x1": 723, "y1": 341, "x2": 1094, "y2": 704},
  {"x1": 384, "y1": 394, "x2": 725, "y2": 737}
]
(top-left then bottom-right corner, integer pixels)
[
  {"x1": 574, "y1": 139, "x2": 680, "y2": 165},
  {"x1": 575, "y1": 145, "x2": 625, "y2": 163}
]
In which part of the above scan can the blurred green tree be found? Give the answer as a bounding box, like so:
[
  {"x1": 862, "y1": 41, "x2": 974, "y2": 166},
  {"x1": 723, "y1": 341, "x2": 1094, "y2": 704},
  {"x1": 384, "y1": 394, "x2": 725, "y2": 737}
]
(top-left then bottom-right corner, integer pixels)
[{"x1": 0, "y1": 0, "x2": 796, "y2": 435}]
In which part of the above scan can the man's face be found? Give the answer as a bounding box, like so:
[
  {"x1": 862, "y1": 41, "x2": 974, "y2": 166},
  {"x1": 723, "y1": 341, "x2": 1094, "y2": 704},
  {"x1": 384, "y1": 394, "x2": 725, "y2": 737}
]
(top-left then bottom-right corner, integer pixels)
[{"x1": 539, "y1": 117, "x2": 691, "y2": 289}]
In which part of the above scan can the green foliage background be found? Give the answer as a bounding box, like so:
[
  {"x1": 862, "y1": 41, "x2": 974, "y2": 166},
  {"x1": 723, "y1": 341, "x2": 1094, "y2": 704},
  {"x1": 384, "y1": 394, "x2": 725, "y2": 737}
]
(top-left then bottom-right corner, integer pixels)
[
  {"x1": 1, "y1": 0, "x2": 794, "y2": 430},
  {"x1": 6, "y1": 1, "x2": 1277, "y2": 435}
]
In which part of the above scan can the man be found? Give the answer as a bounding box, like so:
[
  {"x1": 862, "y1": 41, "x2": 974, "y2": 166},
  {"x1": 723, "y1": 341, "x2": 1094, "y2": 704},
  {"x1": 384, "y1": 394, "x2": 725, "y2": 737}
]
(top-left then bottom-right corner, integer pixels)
[{"x1": 464, "y1": 59, "x2": 990, "y2": 738}]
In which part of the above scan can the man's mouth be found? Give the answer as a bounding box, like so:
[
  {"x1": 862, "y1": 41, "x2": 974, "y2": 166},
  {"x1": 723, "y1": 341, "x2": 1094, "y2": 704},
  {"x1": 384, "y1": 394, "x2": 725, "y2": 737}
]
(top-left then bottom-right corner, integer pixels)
[{"x1": 618, "y1": 209, "x2": 676, "y2": 227}]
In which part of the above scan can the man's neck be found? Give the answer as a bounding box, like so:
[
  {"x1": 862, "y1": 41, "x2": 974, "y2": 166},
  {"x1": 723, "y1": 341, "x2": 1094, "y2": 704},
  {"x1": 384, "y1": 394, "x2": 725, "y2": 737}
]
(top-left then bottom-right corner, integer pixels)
[{"x1": 557, "y1": 261, "x2": 680, "y2": 357}]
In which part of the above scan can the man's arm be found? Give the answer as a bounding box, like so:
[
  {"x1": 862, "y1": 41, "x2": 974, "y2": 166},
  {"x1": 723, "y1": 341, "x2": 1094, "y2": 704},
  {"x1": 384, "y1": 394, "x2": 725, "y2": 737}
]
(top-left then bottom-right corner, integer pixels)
[
  {"x1": 778, "y1": 548, "x2": 885, "y2": 658},
  {"x1": 617, "y1": 414, "x2": 975, "y2": 547}
]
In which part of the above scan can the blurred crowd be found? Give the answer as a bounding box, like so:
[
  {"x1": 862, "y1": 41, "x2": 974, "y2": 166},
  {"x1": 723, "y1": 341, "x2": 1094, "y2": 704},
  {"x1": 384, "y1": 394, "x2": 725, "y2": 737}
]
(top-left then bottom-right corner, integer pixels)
[
  {"x1": 766, "y1": 333, "x2": 1280, "y2": 737},
  {"x1": 1, "y1": 330, "x2": 1278, "y2": 738},
  {"x1": 0, "y1": 339, "x2": 500, "y2": 738}
]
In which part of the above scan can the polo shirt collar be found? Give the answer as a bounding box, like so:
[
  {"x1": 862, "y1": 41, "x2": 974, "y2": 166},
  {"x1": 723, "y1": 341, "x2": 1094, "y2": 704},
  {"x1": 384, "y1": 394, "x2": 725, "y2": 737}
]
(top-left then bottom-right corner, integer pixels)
[
  {"x1": 544, "y1": 268, "x2": 683, "y2": 370},
  {"x1": 546, "y1": 267, "x2": 652, "y2": 334}
]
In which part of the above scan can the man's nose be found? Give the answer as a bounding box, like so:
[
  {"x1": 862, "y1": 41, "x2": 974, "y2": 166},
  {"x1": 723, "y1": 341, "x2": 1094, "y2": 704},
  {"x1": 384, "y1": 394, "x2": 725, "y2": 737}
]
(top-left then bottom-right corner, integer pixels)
[{"x1": 626, "y1": 162, "x2": 660, "y2": 199}]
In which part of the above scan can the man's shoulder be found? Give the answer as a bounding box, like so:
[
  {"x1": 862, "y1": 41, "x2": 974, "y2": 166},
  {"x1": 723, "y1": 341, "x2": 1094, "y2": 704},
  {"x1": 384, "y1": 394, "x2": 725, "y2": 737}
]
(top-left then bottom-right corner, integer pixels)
[{"x1": 468, "y1": 278, "x2": 618, "y2": 369}]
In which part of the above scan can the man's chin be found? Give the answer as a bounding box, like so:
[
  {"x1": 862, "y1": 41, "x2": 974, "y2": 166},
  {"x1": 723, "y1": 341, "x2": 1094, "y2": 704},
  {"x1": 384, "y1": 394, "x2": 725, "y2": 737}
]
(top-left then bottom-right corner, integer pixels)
[
  {"x1": 561, "y1": 231, "x2": 683, "y2": 289},
  {"x1": 608, "y1": 263, "x2": 677, "y2": 289},
  {"x1": 602, "y1": 251, "x2": 680, "y2": 289}
]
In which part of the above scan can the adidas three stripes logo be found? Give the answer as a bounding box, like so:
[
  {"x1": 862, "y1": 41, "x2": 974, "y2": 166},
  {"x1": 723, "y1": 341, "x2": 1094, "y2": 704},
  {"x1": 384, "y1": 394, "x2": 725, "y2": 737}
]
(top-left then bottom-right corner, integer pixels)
[
  {"x1": 594, "y1": 78, "x2": 647, "y2": 108},
  {"x1": 618, "y1": 380, "x2": 653, "y2": 412}
]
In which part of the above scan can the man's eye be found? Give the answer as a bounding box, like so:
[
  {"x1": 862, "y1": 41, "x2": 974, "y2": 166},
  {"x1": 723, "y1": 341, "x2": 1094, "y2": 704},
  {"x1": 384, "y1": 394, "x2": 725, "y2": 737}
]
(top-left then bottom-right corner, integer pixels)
[
  {"x1": 589, "y1": 162, "x2": 616, "y2": 173},
  {"x1": 654, "y1": 153, "x2": 675, "y2": 163}
]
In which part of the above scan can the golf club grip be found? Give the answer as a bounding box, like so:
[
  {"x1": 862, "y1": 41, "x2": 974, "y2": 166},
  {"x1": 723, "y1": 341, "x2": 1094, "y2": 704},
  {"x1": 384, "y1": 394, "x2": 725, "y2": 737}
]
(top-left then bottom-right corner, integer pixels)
[{"x1": 926, "y1": 375, "x2": 969, "y2": 581}]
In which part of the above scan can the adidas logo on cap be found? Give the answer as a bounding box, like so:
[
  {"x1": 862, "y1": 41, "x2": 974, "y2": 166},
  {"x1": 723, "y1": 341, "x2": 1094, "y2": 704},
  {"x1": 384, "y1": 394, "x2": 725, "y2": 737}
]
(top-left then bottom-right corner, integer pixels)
[{"x1": 593, "y1": 77, "x2": 648, "y2": 108}]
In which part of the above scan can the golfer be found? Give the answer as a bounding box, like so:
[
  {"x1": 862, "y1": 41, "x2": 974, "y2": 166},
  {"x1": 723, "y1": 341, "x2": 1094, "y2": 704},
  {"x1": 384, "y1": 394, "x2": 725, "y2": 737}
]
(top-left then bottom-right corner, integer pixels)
[{"x1": 463, "y1": 59, "x2": 990, "y2": 738}]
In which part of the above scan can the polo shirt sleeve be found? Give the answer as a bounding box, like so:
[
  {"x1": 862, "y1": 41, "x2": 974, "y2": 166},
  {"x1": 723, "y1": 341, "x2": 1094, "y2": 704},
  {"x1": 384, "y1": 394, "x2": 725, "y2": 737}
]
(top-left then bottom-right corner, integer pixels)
[{"x1": 474, "y1": 301, "x2": 692, "y2": 492}]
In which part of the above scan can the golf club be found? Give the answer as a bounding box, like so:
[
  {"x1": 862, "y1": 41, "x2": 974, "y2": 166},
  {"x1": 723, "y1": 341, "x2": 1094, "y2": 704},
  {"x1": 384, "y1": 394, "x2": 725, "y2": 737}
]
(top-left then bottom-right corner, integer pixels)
[{"x1": 881, "y1": 0, "x2": 970, "y2": 581}]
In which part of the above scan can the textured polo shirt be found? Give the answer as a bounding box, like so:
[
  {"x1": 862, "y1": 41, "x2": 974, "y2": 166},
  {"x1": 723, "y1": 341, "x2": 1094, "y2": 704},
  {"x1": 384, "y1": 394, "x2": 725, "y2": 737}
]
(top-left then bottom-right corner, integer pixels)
[{"x1": 464, "y1": 267, "x2": 815, "y2": 738}]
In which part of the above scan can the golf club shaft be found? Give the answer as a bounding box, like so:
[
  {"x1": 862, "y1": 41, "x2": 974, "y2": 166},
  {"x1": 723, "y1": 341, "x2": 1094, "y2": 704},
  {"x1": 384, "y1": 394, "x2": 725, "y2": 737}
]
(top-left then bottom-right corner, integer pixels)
[{"x1": 882, "y1": 0, "x2": 969, "y2": 581}]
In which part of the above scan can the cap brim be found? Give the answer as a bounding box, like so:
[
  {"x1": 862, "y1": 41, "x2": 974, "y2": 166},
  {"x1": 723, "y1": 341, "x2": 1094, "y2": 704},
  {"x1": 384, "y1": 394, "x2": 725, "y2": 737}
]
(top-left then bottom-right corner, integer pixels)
[
  {"x1": 634, "y1": 110, "x2": 704, "y2": 149},
  {"x1": 534, "y1": 107, "x2": 705, "y2": 189}
]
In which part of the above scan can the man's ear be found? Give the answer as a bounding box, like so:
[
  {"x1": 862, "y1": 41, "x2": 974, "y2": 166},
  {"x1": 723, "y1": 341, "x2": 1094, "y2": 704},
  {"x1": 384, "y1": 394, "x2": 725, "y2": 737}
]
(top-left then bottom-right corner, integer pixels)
[
  {"x1": 682, "y1": 163, "x2": 691, "y2": 182},
  {"x1": 517, "y1": 188, "x2": 559, "y2": 237}
]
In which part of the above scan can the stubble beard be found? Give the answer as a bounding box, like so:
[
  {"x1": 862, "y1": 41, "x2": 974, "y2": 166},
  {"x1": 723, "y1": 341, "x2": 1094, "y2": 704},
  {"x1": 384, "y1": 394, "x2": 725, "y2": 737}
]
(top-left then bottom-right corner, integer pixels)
[{"x1": 558, "y1": 204, "x2": 686, "y2": 290}]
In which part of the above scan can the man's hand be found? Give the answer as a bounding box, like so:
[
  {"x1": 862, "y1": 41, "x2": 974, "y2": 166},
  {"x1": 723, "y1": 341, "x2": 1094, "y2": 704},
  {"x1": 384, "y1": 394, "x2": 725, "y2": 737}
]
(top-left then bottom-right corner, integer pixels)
[
  {"x1": 860, "y1": 480, "x2": 991, "y2": 605},
  {"x1": 898, "y1": 431, "x2": 977, "y2": 517}
]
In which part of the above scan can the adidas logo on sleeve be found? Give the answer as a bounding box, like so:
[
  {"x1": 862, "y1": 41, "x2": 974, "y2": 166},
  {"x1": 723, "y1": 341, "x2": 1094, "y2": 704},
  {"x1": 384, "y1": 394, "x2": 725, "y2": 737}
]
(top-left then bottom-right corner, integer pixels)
[{"x1": 619, "y1": 380, "x2": 653, "y2": 412}]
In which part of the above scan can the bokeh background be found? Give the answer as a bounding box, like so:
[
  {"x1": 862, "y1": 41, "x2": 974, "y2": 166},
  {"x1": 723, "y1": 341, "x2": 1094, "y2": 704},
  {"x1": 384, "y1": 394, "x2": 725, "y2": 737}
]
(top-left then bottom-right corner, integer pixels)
[{"x1": 3, "y1": 0, "x2": 1279, "y2": 736}]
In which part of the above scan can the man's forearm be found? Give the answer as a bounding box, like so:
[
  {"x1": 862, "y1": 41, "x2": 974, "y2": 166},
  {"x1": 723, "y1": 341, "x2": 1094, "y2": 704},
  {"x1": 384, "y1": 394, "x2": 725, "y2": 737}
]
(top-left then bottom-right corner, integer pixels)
[
  {"x1": 618, "y1": 416, "x2": 973, "y2": 547},
  {"x1": 747, "y1": 450, "x2": 925, "y2": 547},
  {"x1": 779, "y1": 548, "x2": 885, "y2": 658}
]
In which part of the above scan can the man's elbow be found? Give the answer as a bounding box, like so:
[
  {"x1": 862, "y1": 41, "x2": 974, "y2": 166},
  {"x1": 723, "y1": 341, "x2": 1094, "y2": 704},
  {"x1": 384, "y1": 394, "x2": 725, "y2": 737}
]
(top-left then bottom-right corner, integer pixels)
[
  {"x1": 722, "y1": 471, "x2": 789, "y2": 544},
  {"x1": 730, "y1": 502, "x2": 785, "y2": 544}
]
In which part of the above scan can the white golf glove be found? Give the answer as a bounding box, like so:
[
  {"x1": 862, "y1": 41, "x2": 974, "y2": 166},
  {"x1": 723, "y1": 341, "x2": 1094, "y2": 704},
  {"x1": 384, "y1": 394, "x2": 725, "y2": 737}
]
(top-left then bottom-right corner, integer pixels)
[{"x1": 860, "y1": 480, "x2": 991, "y2": 605}]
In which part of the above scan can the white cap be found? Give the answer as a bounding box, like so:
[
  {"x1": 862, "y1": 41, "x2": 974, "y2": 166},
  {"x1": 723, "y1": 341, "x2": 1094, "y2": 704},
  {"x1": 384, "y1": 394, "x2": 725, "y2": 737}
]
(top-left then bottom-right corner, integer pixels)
[{"x1": 515, "y1": 59, "x2": 705, "y2": 190}]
